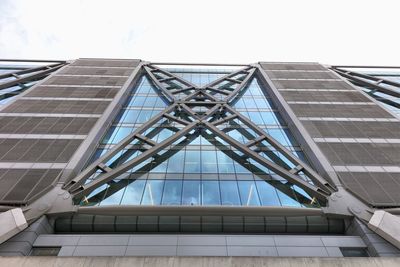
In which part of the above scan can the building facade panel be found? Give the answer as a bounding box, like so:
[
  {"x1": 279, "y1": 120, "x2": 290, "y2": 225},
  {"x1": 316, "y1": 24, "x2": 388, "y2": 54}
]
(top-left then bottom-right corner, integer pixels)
[
  {"x1": 260, "y1": 62, "x2": 400, "y2": 206},
  {"x1": 0, "y1": 58, "x2": 141, "y2": 204}
]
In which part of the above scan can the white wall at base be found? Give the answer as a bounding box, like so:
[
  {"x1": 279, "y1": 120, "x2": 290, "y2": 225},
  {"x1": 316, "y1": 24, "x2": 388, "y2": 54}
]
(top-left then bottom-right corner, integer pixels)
[
  {"x1": 369, "y1": 210, "x2": 400, "y2": 250},
  {"x1": 0, "y1": 208, "x2": 27, "y2": 244}
]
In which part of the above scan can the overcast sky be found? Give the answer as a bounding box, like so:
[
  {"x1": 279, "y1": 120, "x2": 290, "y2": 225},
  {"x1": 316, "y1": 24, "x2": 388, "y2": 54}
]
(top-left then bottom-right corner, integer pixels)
[{"x1": 1, "y1": 0, "x2": 399, "y2": 65}]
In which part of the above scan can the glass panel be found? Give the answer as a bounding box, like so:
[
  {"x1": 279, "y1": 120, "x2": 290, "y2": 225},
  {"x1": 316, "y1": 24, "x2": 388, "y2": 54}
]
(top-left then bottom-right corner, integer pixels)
[
  {"x1": 182, "y1": 180, "x2": 201, "y2": 205},
  {"x1": 201, "y1": 150, "x2": 218, "y2": 173},
  {"x1": 238, "y1": 181, "x2": 261, "y2": 206},
  {"x1": 120, "y1": 180, "x2": 146, "y2": 205},
  {"x1": 202, "y1": 181, "x2": 221, "y2": 205},
  {"x1": 166, "y1": 151, "x2": 185, "y2": 173},
  {"x1": 141, "y1": 180, "x2": 164, "y2": 205},
  {"x1": 220, "y1": 181, "x2": 241, "y2": 205},
  {"x1": 185, "y1": 150, "x2": 201, "y2": 173},
  {"x1": 161, "y1": 180, "x2": 183, "y2": 205},
  {"x1": 255, "y1": 181, "x2": 281, "y2": 206}
]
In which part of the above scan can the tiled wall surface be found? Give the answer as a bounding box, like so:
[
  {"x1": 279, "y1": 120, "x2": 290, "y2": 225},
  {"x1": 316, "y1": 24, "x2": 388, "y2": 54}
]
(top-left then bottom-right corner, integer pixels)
[{"x1": 33, "y1": 234, "x2": 366, "y2": 257}]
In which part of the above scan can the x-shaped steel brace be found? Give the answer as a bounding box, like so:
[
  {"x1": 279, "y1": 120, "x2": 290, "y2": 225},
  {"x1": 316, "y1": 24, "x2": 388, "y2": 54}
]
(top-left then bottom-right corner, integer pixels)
[{"x1": 65, "y1": 64, "x2": 335, "y2": 203}]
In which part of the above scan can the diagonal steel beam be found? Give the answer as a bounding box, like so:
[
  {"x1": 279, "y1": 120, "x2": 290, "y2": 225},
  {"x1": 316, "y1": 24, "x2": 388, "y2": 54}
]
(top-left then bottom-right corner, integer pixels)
[
  {"x1": 65, "y1": 104, "x2": 179, "y2": 190},
  {"x1": 83, "y1": 130, "x2": 201, "y2": 205},
  {"x1": 143, "y1": 66, "x2": 176, "y2": 103},
  {"x1": 225, "y1": 68, "x2": 257, "y2": 103},
  {"x1": 203, "y1": 121, "x2": 329, "y2": 202},
  {"x1": 202, "y1": 66, "x2": 252, "y2": 89},
  {"x1": 0, "y1": 63, "x2": 67, "y2": 90},
  {"x1": 332, "y1": 67, "x2": 400, "y2": 98},
  {"x1": 71, "y1": 121, "x2": 198, "y2": 199},
  {"x1": 201, "y1": 130, "x2": 321, "y2": 207},
  {"x1": 223, "y1": 105, "x2": 335, "y2": 193},
  {"x1": 147, "y1": 65, "x2": 198, "y2": 89}
]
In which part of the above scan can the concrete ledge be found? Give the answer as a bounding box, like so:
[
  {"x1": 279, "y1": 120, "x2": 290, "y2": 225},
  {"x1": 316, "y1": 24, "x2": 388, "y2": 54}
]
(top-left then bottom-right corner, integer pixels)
[
  {"x1": 0, "y1": 209, "x2": 27, "y2": 244},
  {"x1": 0, "y1": 257, "x2": 400, "y2": 266},
  {"x1": 369, "y1": 211, "x2": 400, "y2": 250}
]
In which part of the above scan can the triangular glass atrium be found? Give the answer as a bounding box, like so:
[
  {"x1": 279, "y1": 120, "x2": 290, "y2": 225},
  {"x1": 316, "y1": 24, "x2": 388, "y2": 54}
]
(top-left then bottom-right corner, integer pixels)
[{"x1": 68, "y1": 64, "x2": 335, "y2": 209}]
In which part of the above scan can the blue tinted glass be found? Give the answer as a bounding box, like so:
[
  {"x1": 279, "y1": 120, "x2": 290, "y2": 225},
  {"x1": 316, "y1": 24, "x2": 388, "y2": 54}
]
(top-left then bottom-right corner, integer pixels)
[
  {"x1": 120, "y1": 180, "x2": 146, "y2": 204},
  {"x1": 185, "y1": 150, "x2": 201, "y2": 173},
  {"x1": 202, "y1": 181, "x2": 221, "y2": 205},
  {"x1": 276, "y1": 185, "x2": 301, "y2": 207},
  {"x1": 238, "y1": 181, "x2": 261, "y2": 206},
  {"x1": 141, "y1": 180, "x2": 164, "y2": 205},
  {"x1": 143, "y1": 96, "x2": 158, "y2": 107},
  {"x1": 259, "y1": 112, "x2": 277, "y2": 125},
  {"x1": 182, "y1": 180, "x2": 201, "y2": 205},
  {"x1": 111, "y1": 127, "x2": 132, "y2": 143},
  {"x1": 255, "y1": 181, "x2": 281, "y2": 206},
  {"x1": 99, "y1": 183, "x2": 126, "y2": 206},
  {"x1": 243, "y1": 97, "x2": 257, "y2": 108},
  {"x1": 234, "y1": 98, "x2": 247, "y2": 109},
  {"x1": 268, "y1": 129, "x2": 289, "y2": 146},
  {"x1": 247, "y1": 111, "x2": 264, "y2": 125},
  {"x1": 136, "y1": 110, "x2": 154, "y2": 123},
  {"x1": 254, "y1": 98, "x2": 271, "y2": 109},
  {"x1": 216, "y1": 151, "x2": 235, "y2": 173},
  {"x1": 201, "y1": 150, "x2": 218, "y2": 173},
  {"x1": 162, "y1": 180, "x2": 182, "y2": 205},
  {"x1": 130, "y1": 96, "x2": 146, "y2": 107},
  {"x1": 220, "y1": 181, "x2": 241, "y2": 205},
  {"x1": 166, "y1": 151, "x2": 185, "y2": 173},
  {"x1": 121, "y1": 110, "x2": 140, "y2": 124}
]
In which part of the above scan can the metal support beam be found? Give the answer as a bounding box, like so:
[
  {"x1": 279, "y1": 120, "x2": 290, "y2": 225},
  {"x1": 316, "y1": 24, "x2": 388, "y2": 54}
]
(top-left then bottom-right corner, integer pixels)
[
  {"x1": 0, "y1": 63, "x2": 67, "y2": 90},
  {"x1": 332, "y1": 67, "x2": 400, "y2": 98},
  {"x1": 203, "y1": 121, "x2": 329, "y2": 202},
  {"x1": 67, "y1": 63, "x2": 333, "y2": 204}
]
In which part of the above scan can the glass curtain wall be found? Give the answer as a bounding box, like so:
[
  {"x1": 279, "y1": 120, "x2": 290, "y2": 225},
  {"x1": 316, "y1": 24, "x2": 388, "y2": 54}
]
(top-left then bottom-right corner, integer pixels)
[{"x1": 81, "y1": 67, "x2": 320, "y2": 208}]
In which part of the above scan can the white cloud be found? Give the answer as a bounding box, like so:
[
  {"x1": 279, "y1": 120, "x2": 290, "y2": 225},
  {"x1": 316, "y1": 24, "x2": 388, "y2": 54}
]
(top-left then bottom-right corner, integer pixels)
[{"x1": 1, "y1": 0, "x2": 400, "y2": 65}]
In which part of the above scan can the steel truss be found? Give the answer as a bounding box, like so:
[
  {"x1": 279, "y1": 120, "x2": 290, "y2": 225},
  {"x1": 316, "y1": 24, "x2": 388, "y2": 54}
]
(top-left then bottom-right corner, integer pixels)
[
  {"x1": 65, "y1": 64, "x2": 335, "y2": 203},
  {"x1": 331, "y1": 67, "x2": 400, "y2": 109},
  {"x1": 0, "y1": 59, "x2": 68, "y2": 101}
]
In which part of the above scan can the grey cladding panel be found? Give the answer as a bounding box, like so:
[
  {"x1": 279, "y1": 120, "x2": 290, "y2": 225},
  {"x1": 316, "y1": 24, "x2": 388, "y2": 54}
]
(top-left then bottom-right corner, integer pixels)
[
  {"x1": 1, "y1": 99, "x2": 109, "y2": 114},
  {"x1": 280, "y1": 91, "x2": 372, "y2": 103},
  {"x1": 59, "y1": 66, "x2": 133, "y2": 76},
  {"x1": 338, "y1": 172, "x2": 400, "y2": 206},
  {"x1": 0, "y1": 169, "x2": 62, "y2": 204},
  {"x1": 0, "y1": 138, "x2": 82, "y2": 163},
  {"x1": 26, "y1": 86, "x2": 119, "y2": 99},
  {"x1": 272, "y1": 80, "x2": 355, "y2": 90},
  {"x1": 302, "y1": 121, "x2": 400, "y2": 139},
  {"x1": 318, "y1": 143, "x2": 400, "y2": 166},
  {"x1": 43, "y1": 76, "x2": 126, "y2": 87},
  {"x1": 290, "y1": 104, "x2": 393, "y2": 118},
  {"x1": 0, "y1": 117, "x2": 97, "y2": 135},
  {"x1": 71, "y1": 59, "x2": 140, "y2": 68},
  {"x1": 260, "y1": 63, "x2": 327, "y2": 71},
  {"x1": 266, "y1": 71, "x2": 338, "y2": 79}
]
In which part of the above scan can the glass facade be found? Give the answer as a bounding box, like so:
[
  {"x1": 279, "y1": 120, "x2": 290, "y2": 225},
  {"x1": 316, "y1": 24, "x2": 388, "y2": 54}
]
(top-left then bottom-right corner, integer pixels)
[{"x1": 81, "y1": 66, "x2": 320, "y2": 208}]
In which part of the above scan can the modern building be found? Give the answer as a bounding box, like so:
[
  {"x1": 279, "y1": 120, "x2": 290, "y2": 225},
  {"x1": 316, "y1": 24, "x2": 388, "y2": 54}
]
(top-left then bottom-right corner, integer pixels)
[{"x1": 0, "y1": 58, "x2": 400, "y2": 261}]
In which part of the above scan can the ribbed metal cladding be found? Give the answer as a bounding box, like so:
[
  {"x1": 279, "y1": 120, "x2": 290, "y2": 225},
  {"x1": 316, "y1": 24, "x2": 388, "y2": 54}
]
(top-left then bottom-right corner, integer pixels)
[
  {"x1": 280, "y1": 91, "x2": 371, "y2": 102},
  {"x1": 0, "y1": 117, "x2": 97, "y2": 134},
  {"x1": 302, "y1": 121, "x2": 400, "y2": 139},
  {"x1": 0, "y1": 58, "x2": 140, "y2": 205},
  {"x1": 26, "y1": 86, "x2": 120, "y2": 98},
  {"x1": 1, "y1": 99, "x2": 109, "y2": 114},
  {"x1": 261, "y1": 62, "x2": 400, "y2": 207}
]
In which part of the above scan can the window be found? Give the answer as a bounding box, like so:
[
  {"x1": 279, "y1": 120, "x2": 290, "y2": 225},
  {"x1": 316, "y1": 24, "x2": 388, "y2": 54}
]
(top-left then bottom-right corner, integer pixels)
[
  {"x1": 340, "y1": 247, "x2": 369, "y2": 257},
  {"x1": 30, "y1": 247, "x2": 61, "y2": 256}
]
